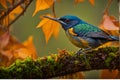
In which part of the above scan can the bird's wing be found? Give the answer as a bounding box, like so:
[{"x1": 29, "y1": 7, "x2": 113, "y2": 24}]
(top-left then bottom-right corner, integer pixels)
[
  {"x1": 86, "y1": 32, "x2": 110, "y2": 39},
  {"x1": 73, "y1": 24, "x2": 110, "y2": 39}
]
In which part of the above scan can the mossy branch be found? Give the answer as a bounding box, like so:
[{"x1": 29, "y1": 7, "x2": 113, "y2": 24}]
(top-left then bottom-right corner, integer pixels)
[{"x1": 0, "y1": 47, "x2": 119, "y2": 79}]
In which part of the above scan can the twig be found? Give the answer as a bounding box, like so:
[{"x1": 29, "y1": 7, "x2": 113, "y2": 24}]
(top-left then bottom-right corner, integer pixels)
[
  {"x1": 0, "y1": 0, "x2": 24, "y2": 20},
  {"x1": 103, "y1": 0, "x2": 113, "y2": 14},
  {"x1": 7, "y1": 0, "x2": 33, "y2": 28},
  {"x1": 52, "y1": 1, "x2": 56, "y2": 17}
]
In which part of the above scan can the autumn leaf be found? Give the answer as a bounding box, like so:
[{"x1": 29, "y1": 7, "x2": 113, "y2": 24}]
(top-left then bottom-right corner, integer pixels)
[
  {"x1": 37, "y1": 14, "x2": 61, "y2": 43},
  {"x1": 100, "y1": 69, "x2": 119, "y2": 79},
  {"x1": 98, "y1": 13, "x2": 119, "y2": 47},
  {"x1": 74, "y1": 0, "x2": 84, "y2": 4},
  {"x1": 23, "y1": 36, "x2": 38, "y2": 60},
  {"x1": 74, "y1": 0, "x2": 94, "y2": 5},
  {"x1": 88, "y1": 0, "x2": 94, "y2": 6},
  {"x1": 32, "y1": 0, "x2": 54, "y2": 16},
  {"x1": 0, "y1": 30, "x2": 10, "y2": 50},
  {"x1": 99, "y1": 13, "x2": 119, "y2": 36},
  {"x1": 0, "y1": 34, "x2": 38, "y2": 67},
  {"x1": 0, "y1": 0, "x2": 7, "y2": 9}
]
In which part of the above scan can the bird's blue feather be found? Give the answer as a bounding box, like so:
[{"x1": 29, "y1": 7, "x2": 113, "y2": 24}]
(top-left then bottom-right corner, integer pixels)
[{"x1": 46, "y1": 15, "x2": 119, "y2": 49}]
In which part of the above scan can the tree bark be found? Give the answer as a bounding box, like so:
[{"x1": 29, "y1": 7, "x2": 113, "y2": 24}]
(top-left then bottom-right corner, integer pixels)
[{"x1": 0, "y1": 47, "x2": 119, "y2": 79}]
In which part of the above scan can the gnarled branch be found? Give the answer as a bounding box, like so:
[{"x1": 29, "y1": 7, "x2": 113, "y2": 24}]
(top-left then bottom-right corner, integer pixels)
[{"x1": 0, "y1": 47, "x2": 119, "y2": 79}]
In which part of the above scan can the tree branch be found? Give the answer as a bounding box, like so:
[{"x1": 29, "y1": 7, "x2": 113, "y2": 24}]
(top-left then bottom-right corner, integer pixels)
[
  {"x1": 7, "y1": 0, "x2": 33, "y2": 28},
  {"x1": 0, "y1": 47, "x2": 119, "y2": 79},
  {"x1": 0, "y1": 0, "x2": 24, "y2": 20},
  {"x1": 103, "y1": 0, "x2": 113, "y2": 14},
  {"x1": 0, "y1": 0, "x2": 33, "y2": 29},
  {"x1": 51, "y1": 1, "x2": 56, "y2": 17}
]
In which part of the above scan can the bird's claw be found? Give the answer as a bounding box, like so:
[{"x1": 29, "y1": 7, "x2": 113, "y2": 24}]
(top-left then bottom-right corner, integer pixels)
[
  {"x1": 76, "y1": 48, "x2": 84, "y2": 55},
  {"x1": 76, "y1": 48, "x2": 91, "y2": 69}
]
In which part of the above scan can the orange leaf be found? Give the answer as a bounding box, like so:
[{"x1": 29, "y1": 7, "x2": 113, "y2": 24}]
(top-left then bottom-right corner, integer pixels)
[
  {"x1": 0, "y1": 35, "x2": 38, "y2": 67},
  {"x1": 53, "y1": 23, "x2": 60, "y2": 38},
  {"x1": 13, "y1": 36, "x2": 38, "y2": 60},
  {"x1": 32, "y1": 0, "x2": 54, "y2": 16},
  {"x1": 0, "y1": 31, "x2": 10, "y2": 49},
  {"x1": 100, "y1": 69, "x2": 119, "y2": 79},
  {"x1": 88, "y1": 0, "x2": 94, "y2": 6},
  {"x1": 37, "y1": 14, "x2": 61, "y2": 43},
  {"x1": 74, "y1": 0, "x2": 84, "y2": 4},
  {"x1": 0, "y1": 0, "x2": 7, "y2": 9},
  {"x1": 99, "y1": 13, "x2": 119, "y2": 36},
  {"x1": 23, "y1": 36, "x2": 38, "y2": 60},
  {"x1": 102, "y1": 14, "x2": 119, "y2": 30},
  {"x1": 42, "y1": 22, "x2": 53, "y2": 43}
]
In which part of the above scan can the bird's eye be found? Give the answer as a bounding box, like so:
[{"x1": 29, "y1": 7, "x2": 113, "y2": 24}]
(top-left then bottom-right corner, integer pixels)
[
  {"x1": 59, "y1": 18, "x2": 70, "y2": 23},
  {"x1": 65, "y1": 19, "x2": 70, "y2": 23}
]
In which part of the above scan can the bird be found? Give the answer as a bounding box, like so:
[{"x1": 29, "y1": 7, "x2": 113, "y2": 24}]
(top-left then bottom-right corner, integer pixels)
[{"x1": 44, "y1": 15, "x2": 119, "y2": 54}]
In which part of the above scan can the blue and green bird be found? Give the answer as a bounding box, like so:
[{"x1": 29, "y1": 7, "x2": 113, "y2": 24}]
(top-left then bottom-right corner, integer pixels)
[{"x1": 44, "y1": 15, "x2": 119, "y2": 53}]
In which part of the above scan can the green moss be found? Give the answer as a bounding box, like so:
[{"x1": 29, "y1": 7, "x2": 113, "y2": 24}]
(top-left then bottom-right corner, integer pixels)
[
  {"x1": 102, "y1": 47, "x2": 119, "y2": 53},
  {"x1": 47, "y1": 56, "x2": 55, "y2": 64},
  {"x1": 0, "y1": 47, "x2": 119, "y2": 78},
  {"x1": 74, "y1": 60, "x2": 79, "y2": 64},
  {"x1": 78, "y1": 54, "x2": 85, "y2": 60},
  {"x1": 109, "y1": 52, "x2": 116, "y2": 57},
  {"x1": 105, "y1": 52, "x2": 116, "y2": 67}
]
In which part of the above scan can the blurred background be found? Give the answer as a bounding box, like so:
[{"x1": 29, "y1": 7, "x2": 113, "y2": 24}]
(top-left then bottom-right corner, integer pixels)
[{"x1": 11, "y1": 0, "x2": 118, "y2": 78}]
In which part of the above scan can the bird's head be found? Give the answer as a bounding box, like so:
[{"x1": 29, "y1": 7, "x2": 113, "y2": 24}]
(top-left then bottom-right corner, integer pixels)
[{"x1": 44, "y1": 15, "x2": 83, "y2": 30}]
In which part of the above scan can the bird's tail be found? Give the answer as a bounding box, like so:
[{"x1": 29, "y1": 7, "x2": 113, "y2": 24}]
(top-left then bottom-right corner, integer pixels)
[{"x1": 109, "y1": 35, "x2": 119, "y2": 41}]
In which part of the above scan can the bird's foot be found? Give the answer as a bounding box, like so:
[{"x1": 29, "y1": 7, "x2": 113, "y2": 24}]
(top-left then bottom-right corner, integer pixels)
[
  {"x1": 76, "y1": 48, "x2": 92, "y2": 69},
  {"x1": 76, "y1": 48, "x2": 84, "y2": 55},
  {"x1": 76, "y1": 47, "x2": 92, "y2": 55}
]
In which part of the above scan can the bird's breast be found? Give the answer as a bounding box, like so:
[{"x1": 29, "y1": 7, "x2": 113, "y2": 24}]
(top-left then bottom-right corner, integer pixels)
[{"x1": 65, "y1": 29, "x2": 89, "y2": 48}]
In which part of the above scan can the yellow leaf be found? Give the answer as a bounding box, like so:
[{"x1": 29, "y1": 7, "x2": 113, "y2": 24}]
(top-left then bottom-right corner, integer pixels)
[
  {"x1": 42, "y1": 21, "x2": 53, "y2": 43},
  {"x1": 53, "y1": 23, "x2": 60, "y2": 38},
  {"x1": 89, "y1": 0, "x2": 94, "y2": 6},
  {"x1": 32, "y1": 0, "x2": 54, "y2": 16},
  {"x1": 0, "y1": 0, "x2": 7, "y2": 9},
  {"x1": 37, "y1": 16, "x2": 50, "y2": 28},
  {"x1": 37, "y1": 14, "x2": 61, "y2": 43}
]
